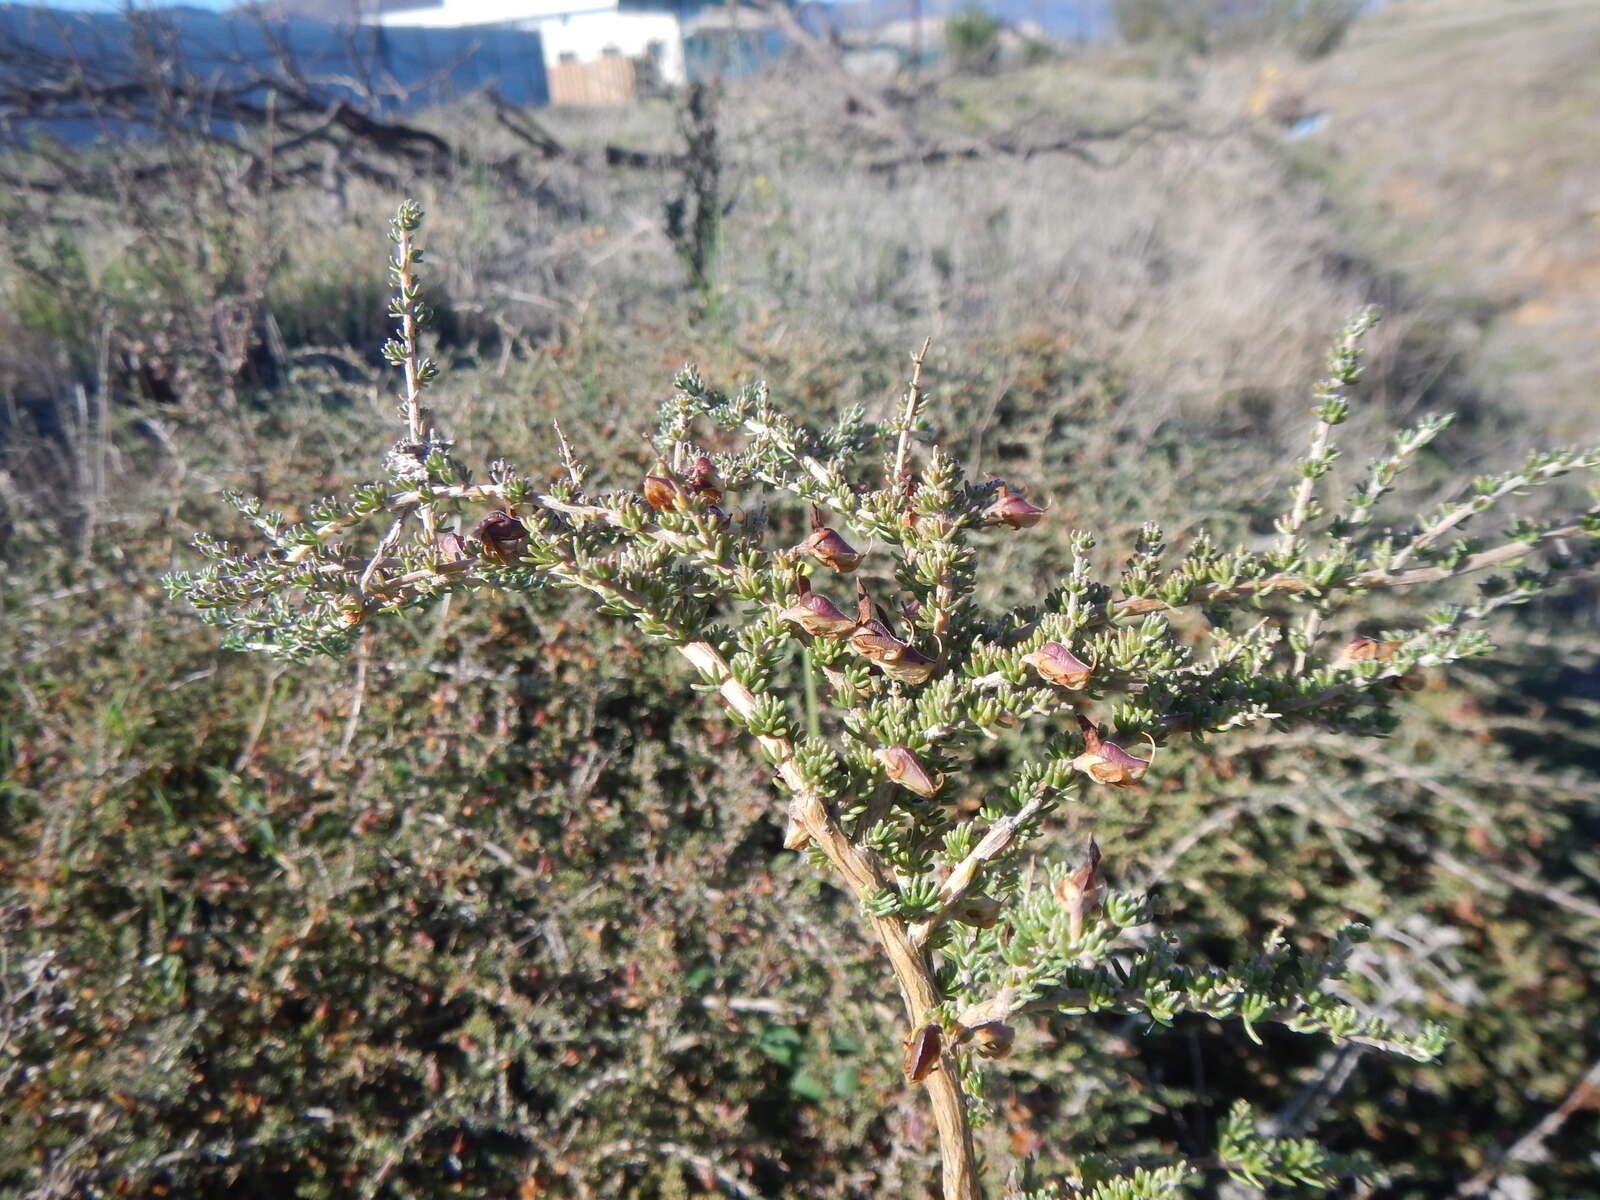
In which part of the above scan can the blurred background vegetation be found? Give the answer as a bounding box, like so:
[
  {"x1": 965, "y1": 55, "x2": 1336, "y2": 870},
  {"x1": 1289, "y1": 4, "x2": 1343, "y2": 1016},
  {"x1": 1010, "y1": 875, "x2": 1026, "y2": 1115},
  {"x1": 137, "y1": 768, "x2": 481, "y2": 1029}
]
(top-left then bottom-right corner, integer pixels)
[{"x1": 2, "y1": 0, "x2": 1598, "y2": 1195}]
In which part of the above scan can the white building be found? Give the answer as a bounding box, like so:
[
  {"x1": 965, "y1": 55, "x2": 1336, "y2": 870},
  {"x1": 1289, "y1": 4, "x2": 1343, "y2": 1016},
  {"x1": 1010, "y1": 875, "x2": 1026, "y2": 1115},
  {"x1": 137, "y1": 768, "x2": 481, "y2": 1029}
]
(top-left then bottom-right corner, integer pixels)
[{"x1": 368, "y1": 0, "x2": 691, "y2": 90}]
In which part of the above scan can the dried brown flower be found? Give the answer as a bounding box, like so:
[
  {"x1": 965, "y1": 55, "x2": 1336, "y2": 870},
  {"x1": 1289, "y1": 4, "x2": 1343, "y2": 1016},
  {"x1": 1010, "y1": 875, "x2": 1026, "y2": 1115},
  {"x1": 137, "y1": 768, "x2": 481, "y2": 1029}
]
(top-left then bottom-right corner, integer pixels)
[
  {"x1": 1335, "y1": 637, "x2": 1402, "y2": 668},
  {"x1": 1055, "y1": 836, "x2": 1103, "y2": 942},
  {"x1": 783, "y1": 813, "x2": 811, "y2": 851},
  {"x1": 433, "y1": 531, "x2": 470, "y2": 564},
  {"x1": 781, "y1": 577, "x2": 858, "y2": 637},
  {"x1": 1070, "y1": 717, "x2": 1151, "y2": 787},
  {"x1": 474, "y1": 510, "x2": 528, "y2": 563},
  {"x1": 643, "y1": 465, "x2": 687, "y2": 513},
  {"x1": 1336, "y1": 637, "x2": 1422, "y2": 690},
  {"x1": 801, "y1": 505, "x2": 863, "y2": 572},
  {"x1": 967, "y1": 1021, "x2": 1015, "y2": 1060},
  {"x1": 985, "y1": 483, "x2": 1046, "y2": 530},
  {"x1": 845, "y1": 583, "x2": 939, "y2": 683},
  {"x1": 902, "y1": 1024, "x2": 942, "y2": 1083},
  {"x1": 877, "y1": 745, "x2": 944, "y2": 798},
  {"x1": 953, "y1": 895, "x2": 1002, "y2": 929},
  {"x1": 1022, "y1": 641, "x2": 1094, "y2": 689},
  {"x1": 684, "y1": 455, "x2": 723, "y2": 505}
]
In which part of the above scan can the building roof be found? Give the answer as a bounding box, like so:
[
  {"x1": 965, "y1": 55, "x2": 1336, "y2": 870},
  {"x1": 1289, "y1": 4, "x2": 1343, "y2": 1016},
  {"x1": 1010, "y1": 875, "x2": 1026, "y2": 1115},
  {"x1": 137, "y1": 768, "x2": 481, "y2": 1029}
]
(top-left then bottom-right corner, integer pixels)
[
  {"x1": 368, "y1": 0, "x2": 630, "y2": 25},
  {"x1": 243, "y1": 0, "x2": 439, "y2": 23}
]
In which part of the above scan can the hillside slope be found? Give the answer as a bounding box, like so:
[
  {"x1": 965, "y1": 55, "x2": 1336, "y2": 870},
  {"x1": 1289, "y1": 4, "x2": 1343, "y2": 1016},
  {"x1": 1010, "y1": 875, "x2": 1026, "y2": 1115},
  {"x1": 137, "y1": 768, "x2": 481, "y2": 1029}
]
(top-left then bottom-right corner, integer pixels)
[{"x1": 1303, "y1": 0, "x2": 1600, "y2": 428}]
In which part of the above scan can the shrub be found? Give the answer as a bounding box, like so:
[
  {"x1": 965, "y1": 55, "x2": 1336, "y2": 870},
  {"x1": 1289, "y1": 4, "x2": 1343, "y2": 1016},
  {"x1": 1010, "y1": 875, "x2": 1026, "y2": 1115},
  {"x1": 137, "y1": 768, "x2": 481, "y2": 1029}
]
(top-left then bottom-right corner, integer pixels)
[
  {"x1": 165, "y1": 203, "x2": 1600, "y2": 1197},
  {"x1": 1114, "y1": 0, "x2": 1361, "y2": 59},
  {"x1": 945, "y1": 7, "x2": 1004, "y2": 75}
]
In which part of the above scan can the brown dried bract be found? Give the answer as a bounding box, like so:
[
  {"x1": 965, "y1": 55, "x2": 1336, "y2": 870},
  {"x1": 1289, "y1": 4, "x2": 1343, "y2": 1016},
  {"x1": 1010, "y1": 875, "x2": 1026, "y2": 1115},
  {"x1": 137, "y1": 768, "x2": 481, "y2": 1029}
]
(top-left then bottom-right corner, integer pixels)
[
  {"x1": 1070, "y1": 717, "x2": 1150, "y2": 787},
  {"x1": 902, "y1": 1024, "x2": 942, "y2": 1083},
  {"x1": 801, "y1": 505, "x2": 863, "y2": 573},
  {"x1": 877, "y1": 745, "x2": 944, "y2": 798},
  {"x1": 1022, "y1": 641, "x2": 1094, "y2": 690},
  {"x1": 985, "y1": 483, "x2": 1046, "y2": 530},
  {"x1": 474, "y1": 510, "x2": 528, "y2": 563}
]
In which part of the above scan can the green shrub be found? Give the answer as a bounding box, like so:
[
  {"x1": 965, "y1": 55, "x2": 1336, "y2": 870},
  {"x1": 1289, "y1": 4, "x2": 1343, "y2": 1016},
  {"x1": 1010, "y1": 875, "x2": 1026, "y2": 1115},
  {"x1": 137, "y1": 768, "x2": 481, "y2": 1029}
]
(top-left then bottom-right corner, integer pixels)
[
  {"x1": 946, "y1": 7, "x2": 1004, "y2": 75},
  {"x1": 162, "y1": 204, "x2": 1600, "y2": 1198}
]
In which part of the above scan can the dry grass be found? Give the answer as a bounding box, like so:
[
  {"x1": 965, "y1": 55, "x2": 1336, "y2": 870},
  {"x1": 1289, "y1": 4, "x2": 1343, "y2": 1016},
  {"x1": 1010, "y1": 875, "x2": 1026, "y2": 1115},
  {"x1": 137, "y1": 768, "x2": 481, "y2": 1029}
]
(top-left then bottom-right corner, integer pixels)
[{"x1": 1293, "y1": 0, "x2": 1600, "y2": 429}]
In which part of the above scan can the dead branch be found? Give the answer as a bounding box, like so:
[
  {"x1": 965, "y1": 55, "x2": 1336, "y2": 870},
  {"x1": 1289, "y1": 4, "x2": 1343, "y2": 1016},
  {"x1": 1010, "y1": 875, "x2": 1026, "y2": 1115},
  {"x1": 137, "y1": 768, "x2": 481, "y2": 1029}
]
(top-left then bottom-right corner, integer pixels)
[
  {"x1": 748, "y1": 0, "x2": 922, "y2": 151},
  {"x1": 488, "y1": 86, "x2": 566, "y2": 159},
  {"x1": 867, "y1": 110, "x2": 1195, "y2": 173}
]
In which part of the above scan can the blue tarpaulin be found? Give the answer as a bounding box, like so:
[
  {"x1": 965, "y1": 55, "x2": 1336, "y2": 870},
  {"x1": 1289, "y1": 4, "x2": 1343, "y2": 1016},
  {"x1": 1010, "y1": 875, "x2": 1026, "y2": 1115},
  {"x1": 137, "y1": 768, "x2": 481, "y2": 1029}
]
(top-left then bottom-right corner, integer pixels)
[{"x1": 0, "y1": 2, "x2": 549, "y2": 140}]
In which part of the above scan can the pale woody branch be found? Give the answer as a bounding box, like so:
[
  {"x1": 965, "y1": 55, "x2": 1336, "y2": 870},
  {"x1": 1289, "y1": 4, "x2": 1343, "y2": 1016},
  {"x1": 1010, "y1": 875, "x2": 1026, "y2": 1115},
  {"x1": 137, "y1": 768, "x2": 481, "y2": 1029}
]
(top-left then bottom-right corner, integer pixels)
[{"x1": 910, "y1": 795, "x2": 1048, "y2": 946}]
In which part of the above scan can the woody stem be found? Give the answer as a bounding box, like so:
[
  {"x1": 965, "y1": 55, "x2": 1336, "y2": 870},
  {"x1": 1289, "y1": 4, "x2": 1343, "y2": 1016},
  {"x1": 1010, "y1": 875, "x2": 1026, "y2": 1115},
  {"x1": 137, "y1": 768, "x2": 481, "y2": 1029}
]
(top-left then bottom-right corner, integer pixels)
[
  {"x1": 674, "y1": 640, "x2": 980, "y2": 1200},
  {"x1": 874, "y1": 918, "x2": 981, "y2": 1200}
]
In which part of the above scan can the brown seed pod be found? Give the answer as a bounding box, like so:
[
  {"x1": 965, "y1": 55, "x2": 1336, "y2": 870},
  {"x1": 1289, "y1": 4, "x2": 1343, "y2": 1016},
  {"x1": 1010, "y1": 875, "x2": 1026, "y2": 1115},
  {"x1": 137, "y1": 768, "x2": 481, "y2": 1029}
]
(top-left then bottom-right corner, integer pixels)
[
  {"x1": 902, "y1": 1024, "x2": 942, "y2": 1083},
  {"x1": 877, "y1": 745, "x2": 944, "y2": 798},
  {"x1": 782, "y1": 577, "x2": 858, "y2": 637},
  {"x1": 985, "y1": 483, "x2": 1046, "y2": 530},
  {"x1": 1022, "y1": 641, "x2": 1094, "y2": 689},
  {"x1": 474, "y1": 510, "x2": 528, "y2": 563},
  {"x1": 801, "y1": 505, "x2": 863, "y2": 572},
  {"x1": 684, "y1": 455, "x2": 723, "y2": 505},
  {"x1": 1070, "y1": 717, "x2": 1151, "y2": 787},
  {"x1": 1055, "y1": 836, "x2": 1103, "y2": 942}
]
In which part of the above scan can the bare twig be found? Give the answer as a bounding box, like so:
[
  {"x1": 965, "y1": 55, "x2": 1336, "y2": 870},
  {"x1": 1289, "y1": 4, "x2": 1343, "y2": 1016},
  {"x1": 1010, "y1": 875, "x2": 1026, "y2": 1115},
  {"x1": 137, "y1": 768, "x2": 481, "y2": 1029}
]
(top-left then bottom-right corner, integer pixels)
[
  {"x1": 910, "y1": 795, "x2": 1046, "y2": 945},
  {"x1": 892, "y1": 338, "x2": 933, "y2": 492},
  {"x1": 1455, "y1": 1054, "x2": 1600, "y2": 1197}
]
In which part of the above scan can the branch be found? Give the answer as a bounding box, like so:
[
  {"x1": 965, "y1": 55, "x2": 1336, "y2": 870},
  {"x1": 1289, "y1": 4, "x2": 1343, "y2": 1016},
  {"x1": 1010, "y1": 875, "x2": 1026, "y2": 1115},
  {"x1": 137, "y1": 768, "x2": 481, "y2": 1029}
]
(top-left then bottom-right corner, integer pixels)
[
  {"x1": 910, "y1": 795, "x2": 1046, "y2": 946},
  {"x1": 1108, "y1": 516, "x2": 1597, "y2": 619},
  {"x1": 866, "y1": 111, "x2": 1193, "y2": 174},
  {"x1": 748, "y1": 0, "x2": 921, "y2": 151},
  {"x1": 891, "y1": 338, "x2": 933, "y2": 493},
  {"x1": 488, "y1": 85, "x2": 567, "y2": 159},
  {"x1": 1455, "y1": 1053, "x2": 1600, "y2": 1197}
]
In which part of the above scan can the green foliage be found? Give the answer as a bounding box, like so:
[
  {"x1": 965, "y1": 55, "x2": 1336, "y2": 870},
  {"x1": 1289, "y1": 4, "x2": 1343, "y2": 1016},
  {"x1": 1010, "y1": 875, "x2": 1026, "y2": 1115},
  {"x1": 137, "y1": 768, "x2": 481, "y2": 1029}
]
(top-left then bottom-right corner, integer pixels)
[
  {"x1": 6, "y1": 26, "x2": 1600, "y2": 1195},
  {"x1": 160, "y1": 205, "x2": 1600, "y2": 1196},
  {"x1": 665, "y1": 82, "x2": 725, "y2": 305},
  {"x1": 946, "y1": 6, "x2": 1004, "y2": 75}
]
